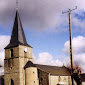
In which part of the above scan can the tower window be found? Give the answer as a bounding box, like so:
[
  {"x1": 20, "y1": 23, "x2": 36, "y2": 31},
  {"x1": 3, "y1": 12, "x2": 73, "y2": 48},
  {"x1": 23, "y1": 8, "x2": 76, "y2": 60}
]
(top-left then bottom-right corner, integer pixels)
[
  {"x1": 10, "y1": 67, "x2": 12, "y2": 69},
  {"x1": 11, "y1": 79, "x2": 14, "y2": 85},
  {"x1": 11, "y1": 49, "x2": 14, "y2": 58}
]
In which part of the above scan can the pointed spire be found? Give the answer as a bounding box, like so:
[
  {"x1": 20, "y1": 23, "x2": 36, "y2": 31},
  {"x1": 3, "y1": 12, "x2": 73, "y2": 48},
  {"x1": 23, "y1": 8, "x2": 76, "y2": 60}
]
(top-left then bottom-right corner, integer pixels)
[{"x1": 5, "y1": 10, "x2": 32, "y2": 49}]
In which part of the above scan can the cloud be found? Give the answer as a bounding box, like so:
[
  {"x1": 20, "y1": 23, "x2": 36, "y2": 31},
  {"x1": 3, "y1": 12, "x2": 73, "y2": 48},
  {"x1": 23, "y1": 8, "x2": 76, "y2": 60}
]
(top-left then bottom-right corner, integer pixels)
[
  {"x1": 34, "y1": 52, "x2": 68, "y2": 66},
  {"x1": 70, "y1": 10, "x2": 85, "y2": 33},
  {"x1": 0, "y1": 36, "x2": 10, "y2": 51},
  {"x1": 62, "y1": 36, "x2": 85, "y2": 54},
  {"x1": 34, "y1": 36, "x2": 85, "y2": 73},
  {"x1": 0, "y1": 35, "x2": 10, "y2": 61},
  {"x1": 62, "y1": 36, "x2": 85, "y2": 72},
  {"x1": 34, "y1": 35, "x2": 85, "y2": 72},
  {"x1": 73, "y1": 53, "x2": 85, "y2": 73},
  {"x1": 0, "y1": 35, "x2": 10, "y2": 66},
  {"x1": 0, "y1": 51, "x2": 4, "y2": 67},
  {"x1": 0, "y1": 35, "x2": 10, "y2": 75},
  {"x1": 0, "y1": 67, "x2": 4, "y2": 75},
  {"x1": 0, "y1": 0, "x2": 85, "y2": 32}
]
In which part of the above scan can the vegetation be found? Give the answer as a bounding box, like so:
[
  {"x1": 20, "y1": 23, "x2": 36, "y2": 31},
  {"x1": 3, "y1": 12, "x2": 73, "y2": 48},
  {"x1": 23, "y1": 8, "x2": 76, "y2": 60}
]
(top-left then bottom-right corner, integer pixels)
[{"x1": 67, "y1": 65, "x2": 82, "y2": 85}]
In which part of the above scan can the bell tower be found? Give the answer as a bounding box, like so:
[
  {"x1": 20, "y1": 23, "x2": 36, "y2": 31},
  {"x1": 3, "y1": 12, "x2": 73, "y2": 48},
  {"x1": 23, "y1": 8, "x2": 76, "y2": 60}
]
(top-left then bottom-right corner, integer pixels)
[{"x1": 4, "y1": 9, "x2": 33, "y2": 85}]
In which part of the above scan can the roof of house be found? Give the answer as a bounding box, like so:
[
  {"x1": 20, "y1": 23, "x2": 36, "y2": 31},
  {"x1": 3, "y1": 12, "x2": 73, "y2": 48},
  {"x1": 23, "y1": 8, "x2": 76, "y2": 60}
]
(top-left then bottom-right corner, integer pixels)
[
  {"x1": 24, "y1": 61, "x2": 36, "y2": 69},
  {"x1": 24, "y1": 61, "x2": 71, "y2": 76},
  {"x1": 80, "y1": 73, "x2": 85, "y2": 82},
  {"x1": 35, "y1": 64, "x2": 71, "y2": 76},
  {"x1": 5, "y1": 10, "x2": 32, "y2": 49}
]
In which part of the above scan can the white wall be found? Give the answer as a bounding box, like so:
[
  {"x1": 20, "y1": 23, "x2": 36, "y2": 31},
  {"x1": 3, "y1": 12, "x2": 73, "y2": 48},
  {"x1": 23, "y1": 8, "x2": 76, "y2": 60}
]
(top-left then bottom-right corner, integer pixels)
[
  {"x1": 82, "y1": 82, "x2": 85, "y2": 85},
  {"x1": 49, "y1": 75, "x2": 72, "y2": 85}
]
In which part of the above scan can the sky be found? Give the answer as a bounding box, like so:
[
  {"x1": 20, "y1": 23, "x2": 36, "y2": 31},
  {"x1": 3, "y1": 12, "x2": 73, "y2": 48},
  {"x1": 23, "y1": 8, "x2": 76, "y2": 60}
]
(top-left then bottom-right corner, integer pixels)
[{"x1": 0, "y1": 0, "x2": 85, "y2": 75}]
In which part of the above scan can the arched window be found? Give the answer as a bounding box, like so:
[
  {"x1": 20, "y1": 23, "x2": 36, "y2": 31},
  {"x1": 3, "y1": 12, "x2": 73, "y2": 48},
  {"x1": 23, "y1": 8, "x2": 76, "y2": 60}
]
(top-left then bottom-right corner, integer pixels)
[
  {"x1": 11, "y1": 49, "x2": 13, "y2": 58},
  {"x1": 11, "y1": 79, "x2": 14, "y2": 85}
]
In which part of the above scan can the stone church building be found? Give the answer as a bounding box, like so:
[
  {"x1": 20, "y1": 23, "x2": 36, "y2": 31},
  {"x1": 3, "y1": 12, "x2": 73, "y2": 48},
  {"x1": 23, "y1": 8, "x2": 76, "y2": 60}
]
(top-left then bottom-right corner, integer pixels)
[{"x1": 3, "y1": 9, "x2": 77, "y2": 85}]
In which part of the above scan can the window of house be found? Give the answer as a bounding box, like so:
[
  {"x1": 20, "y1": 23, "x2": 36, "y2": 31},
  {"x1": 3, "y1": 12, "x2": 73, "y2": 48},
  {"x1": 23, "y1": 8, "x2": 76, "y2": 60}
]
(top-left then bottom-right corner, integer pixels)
[{"x1": 11, "y1": 49, "x2": 14, "y2": 58}]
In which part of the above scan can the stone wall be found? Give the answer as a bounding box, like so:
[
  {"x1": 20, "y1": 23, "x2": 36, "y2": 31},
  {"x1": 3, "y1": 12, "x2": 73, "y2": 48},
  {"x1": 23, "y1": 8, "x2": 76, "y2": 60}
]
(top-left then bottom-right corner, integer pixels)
[
  {"x1": 4, "y1": 58, "x2": 25, "y2": 85},
  {"x1": 19, "y1": 45, "x2": 33, "y2": 61},
  {"x1": 25, "y1": 67, "x2": 39, "y2": 85},
  {"x1": 4, "y1": 44, "x2": 33, "y2": 85},
  {"x1": 5, "y1": 45, "x2": 33, "y2": 62},
  {"x1": 38, "y1": 69, "x2": 49, "y2": 85},
  {"x1": 5, "y1": 46, "x2": 19, "y2": 59}
]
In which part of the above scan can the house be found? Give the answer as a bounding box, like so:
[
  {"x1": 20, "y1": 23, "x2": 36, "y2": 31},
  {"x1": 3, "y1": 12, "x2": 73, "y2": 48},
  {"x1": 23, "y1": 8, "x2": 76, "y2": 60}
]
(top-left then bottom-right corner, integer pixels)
[{"x1": 80, "y1": 73, "x2": 85, "y2": 85}]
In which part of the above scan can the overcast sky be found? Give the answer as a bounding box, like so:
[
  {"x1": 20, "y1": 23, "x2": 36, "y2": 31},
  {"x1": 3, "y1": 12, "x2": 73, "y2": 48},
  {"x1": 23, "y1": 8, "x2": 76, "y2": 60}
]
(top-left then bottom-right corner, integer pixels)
[{"x1": 0, "y1": 0, "x2": 85, "y2": 75}]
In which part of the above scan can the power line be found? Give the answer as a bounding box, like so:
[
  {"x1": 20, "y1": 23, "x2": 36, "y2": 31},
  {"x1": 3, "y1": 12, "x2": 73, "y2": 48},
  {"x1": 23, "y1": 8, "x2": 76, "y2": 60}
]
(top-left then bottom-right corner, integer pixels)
[{"x1": 62, "y1": 6, "x2": 77, "y2": 14}]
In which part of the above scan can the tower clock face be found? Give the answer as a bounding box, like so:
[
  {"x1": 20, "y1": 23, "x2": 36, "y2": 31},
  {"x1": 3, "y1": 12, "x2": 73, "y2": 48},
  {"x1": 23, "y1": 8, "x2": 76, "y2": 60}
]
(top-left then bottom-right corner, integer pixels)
[{"x1": 24, "y1": 48, "x2": 27, "y2": 53}]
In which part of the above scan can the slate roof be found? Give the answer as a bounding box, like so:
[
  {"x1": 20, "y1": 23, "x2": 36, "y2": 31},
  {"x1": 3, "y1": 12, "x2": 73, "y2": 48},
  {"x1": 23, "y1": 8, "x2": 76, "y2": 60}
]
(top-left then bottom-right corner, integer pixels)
[
  {"x1": 35, "y1": 64, "x2": 71, "y2": 76},
  {"x1": 24, "y1": 61, "x2": 36, "y2": 69},
  {"x1": 24, "y1": 61, "x2": 71, "y2": 76},
  {"x1": 80, "y1": 73, "x2": 85, "y2": 82},
  {"x1": 5, "y1": 10, "x2": 32, "y2": 49}
]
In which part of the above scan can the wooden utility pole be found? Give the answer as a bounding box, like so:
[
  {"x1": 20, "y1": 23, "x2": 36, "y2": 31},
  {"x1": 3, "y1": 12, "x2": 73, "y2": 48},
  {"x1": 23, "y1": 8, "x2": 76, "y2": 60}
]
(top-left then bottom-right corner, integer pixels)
[{"x1": 62, "y1": 6, "x2": 77, "y2": 85}]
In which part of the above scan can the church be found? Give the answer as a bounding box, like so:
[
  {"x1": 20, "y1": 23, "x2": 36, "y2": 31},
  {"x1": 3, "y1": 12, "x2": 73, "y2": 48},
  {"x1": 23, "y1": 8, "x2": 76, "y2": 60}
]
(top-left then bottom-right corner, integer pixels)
[{"x1": 3, "y1": 8, "x2": 77, "y2": 85}]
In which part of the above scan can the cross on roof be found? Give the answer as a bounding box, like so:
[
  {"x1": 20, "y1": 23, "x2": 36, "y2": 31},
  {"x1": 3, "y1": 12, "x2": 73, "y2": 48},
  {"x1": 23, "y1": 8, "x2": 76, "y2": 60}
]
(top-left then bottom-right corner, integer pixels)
[{"x1": 16, "y1": 0, "x2": 18, "y2": 10}]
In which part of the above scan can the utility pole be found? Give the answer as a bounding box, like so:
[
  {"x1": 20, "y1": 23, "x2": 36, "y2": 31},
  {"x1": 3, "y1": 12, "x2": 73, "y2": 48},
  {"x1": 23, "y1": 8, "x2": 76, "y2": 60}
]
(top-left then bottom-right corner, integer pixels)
[{"x1": 62, "y1": 6, "x2": 77, "y2": 85}]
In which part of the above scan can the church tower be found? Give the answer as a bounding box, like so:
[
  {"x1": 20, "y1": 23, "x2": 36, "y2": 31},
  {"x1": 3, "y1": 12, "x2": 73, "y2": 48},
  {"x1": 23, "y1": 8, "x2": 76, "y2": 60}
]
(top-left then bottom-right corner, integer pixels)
[{"x1": 4, "y1": 9, "x2": 33, "y2": 85}]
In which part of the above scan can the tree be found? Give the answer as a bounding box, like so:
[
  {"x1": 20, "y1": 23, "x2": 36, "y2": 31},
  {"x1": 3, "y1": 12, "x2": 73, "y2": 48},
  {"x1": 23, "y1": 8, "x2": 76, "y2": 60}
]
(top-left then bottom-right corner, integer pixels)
[{"x1": 67, "y1": 65, "x2": 82, "y2": 85}]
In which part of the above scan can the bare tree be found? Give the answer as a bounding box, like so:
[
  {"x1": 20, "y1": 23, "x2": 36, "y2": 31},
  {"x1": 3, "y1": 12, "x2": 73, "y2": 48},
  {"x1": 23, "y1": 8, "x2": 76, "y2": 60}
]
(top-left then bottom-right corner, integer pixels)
[{"x1": 67, "y1": 65, "x2": 82, "y2": 85}]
